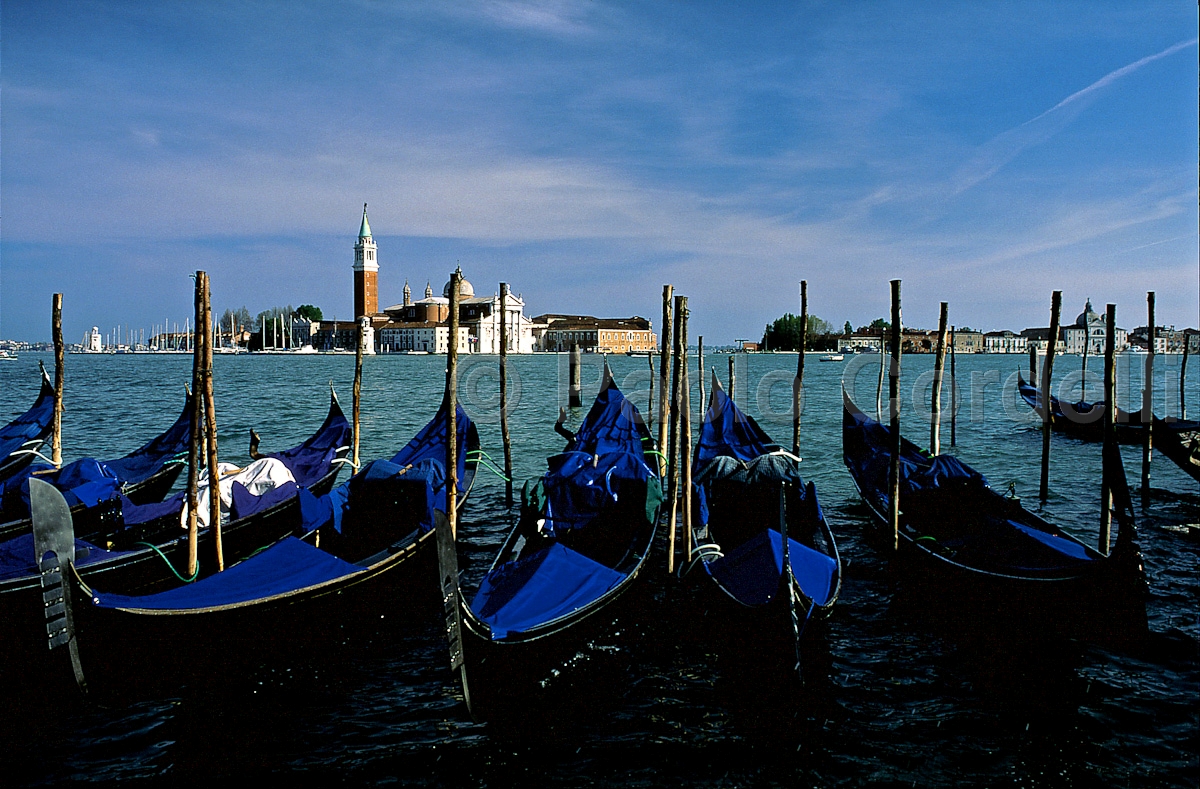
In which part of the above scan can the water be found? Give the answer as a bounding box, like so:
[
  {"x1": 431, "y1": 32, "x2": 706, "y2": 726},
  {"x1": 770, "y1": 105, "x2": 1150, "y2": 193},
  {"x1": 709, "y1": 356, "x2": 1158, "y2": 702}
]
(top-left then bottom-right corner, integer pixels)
[{"x1": 2, "y1": 350, "x2": 1197, "y2": 786}]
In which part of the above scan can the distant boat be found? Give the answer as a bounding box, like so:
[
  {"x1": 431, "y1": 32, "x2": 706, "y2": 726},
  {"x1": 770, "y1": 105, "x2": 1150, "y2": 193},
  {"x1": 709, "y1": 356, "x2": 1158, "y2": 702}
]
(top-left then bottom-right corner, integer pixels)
[
  {"x1": 0, "y1": 350, "x2": 16, "y2": 361},
  {"x1": 626, "y1": 351, "x2": 651, "y2": 358},
  {"x1": 819, "y1": 354, "x2": 844, "y2": 362}
]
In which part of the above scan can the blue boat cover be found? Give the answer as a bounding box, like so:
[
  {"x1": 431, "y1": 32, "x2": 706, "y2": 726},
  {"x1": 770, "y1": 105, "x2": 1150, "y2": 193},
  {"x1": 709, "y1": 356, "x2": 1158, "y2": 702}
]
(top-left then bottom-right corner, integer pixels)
[
  {"x1": 470, "y1": 542, "x2": 624, "y2": 639},
  {"x1": 471, "y1": 378, "x2": 659, "y2": 638},
  {"x1": 708, "y1": 529, "x2": 838, "y2": 607},
  {"x1": 298, "y1": 458, "x2": 442, "y2": 536},
  {"x1": 842, "y1": 402, "x2": 987, "y2": 506},
  {"x1": 262, "y1": 395, "x2": 351, "y2": 487},
  {"x1": 389, "y1": 401, "x2": 472, "y2": 494},
  {"x1": 567, "y1": 380, "x2": 648, "y2": 457},
  {"x1": 695, "y1": 380, "x2": 776, "y2": 465},
  {"x1": 0, "y1": 374, "x2": 55, "y2": 478},
  {"x1": 0, "y1": 531, "x2": 134, "y2": 582},
  {"x1": 91, "y1": 537, "x2": 362, "y2": 611}
]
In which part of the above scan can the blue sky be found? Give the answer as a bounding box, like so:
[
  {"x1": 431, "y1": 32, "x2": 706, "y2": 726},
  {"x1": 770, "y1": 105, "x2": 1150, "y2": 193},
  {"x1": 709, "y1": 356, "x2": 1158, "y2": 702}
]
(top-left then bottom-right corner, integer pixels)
[{"x1": 2, "y1": 1, "x2": 1196, "y2": 343}]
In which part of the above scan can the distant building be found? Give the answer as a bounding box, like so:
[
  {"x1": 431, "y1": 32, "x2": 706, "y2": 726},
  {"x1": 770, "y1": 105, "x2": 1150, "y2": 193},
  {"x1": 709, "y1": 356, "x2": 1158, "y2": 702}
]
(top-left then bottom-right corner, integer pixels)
[
  {"x1": 1023, "y1": 300, "x2": 1127, "y2": 353},
  {"x1": 983, "y1": 330, "x2": 1026, "y2": 354},
  {"x1": 86, "y1": 327, "x2": 102, "y2": 352},
  {"x1": 532, "y1": 314, "x2": 657, "y2": 353},
  {"x1": 378, "y1": 268, "x2": 536, "y2": 353},
  {"x1": 951, "y1": 330, "x2": 983, "y2": 353}
]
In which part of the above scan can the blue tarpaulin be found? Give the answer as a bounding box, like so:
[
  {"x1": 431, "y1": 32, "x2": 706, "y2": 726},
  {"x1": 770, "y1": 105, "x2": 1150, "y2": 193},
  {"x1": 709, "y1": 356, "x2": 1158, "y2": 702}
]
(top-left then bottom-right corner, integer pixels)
[
  {"x1": 92, "y1": 536, "x2": 362, "y2": 611},
  {"x1": 471, "y1": 543, "x2": 624, "y2": 639},
  {"x1": 695, "y1": 380, "x2": 776, "y2": 466},
  {"x1": 708, "y1": 529, "x2": 837, "y2": 607}
]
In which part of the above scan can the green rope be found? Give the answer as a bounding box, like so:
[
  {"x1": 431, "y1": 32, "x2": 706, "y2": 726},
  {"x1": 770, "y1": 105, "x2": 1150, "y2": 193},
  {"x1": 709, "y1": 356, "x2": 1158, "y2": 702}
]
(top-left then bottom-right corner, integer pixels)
[
  {"x1": 644, "y1": 449, "x2": 667, "y2": 461},
  {"x1": 473, "y1": 455, "x2": 512, "y2": 482},
  {"x1": 467, "y1": 448, "x2": 503, "y2": 465},
  {"x1": 135, "y1": 541, "x2": 199, "y2": 583}
]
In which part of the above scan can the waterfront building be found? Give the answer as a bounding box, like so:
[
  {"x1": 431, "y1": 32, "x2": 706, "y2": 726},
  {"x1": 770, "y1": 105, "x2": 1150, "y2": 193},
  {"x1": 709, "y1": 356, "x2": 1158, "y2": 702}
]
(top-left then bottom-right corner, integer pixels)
[
  {"x1": 1023, "y1": 300, "x2": 1128, "y2": 354},
  {"x1": 378, "y1": 267, "x2": 537, "y2": 353},
  {"x1": 951, "y1": 330, "x2": 983, "y2": 353},
  {"x1": 85, "y1": 327, "x2": 102, "y2": 352},
  {"x1": 532, "y1": 314, "x2": 657, "y2": 353},
  {"x1": 983, "y1": 330, "x2": 1027, "y2": 354}
]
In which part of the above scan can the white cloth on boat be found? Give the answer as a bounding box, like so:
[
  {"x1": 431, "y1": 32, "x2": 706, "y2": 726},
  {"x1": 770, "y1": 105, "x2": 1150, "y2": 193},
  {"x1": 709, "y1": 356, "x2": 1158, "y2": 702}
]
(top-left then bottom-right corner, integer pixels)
[{"x1": 180, "y1": 458, "x2": 296, "y2": 530}]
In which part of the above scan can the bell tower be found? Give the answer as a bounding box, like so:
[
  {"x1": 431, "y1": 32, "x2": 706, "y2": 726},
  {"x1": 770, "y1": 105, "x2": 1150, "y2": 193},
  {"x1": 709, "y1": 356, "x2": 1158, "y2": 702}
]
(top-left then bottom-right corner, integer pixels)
[{"x1": 353, "y1": 203, "x2": 378, "y2": 319}]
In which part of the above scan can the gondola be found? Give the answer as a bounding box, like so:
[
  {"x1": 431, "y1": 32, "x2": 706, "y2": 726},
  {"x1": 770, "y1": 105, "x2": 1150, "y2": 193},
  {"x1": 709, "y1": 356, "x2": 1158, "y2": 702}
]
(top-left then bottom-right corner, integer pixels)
[
  {"x1": 842, "y1": 388, "x2": 1147, "y2": 636},
  {"x1": 0, "y1": 365, "x2": 56, "y2": 483},
  {"x1": 27, "y1": 400, "x2": 479, "y2": 698},
  {"x1": 1151, "y1": 415, "x2": 1200, "y2": 483},
  {"x1": 1016, "y1": 372, "x2": 1200, "y2": 444},
  {"x1": 441, "y1": 367, "x2": 662, "y2": 716},
  {"x1": 0, "y1": 389, "x2": 194, "y2": 541},
  {"x1": 0, "y1": 389, "x2": 353, "y2": 685},
  {"x1": 685, "y1": 375, "x2": 840, "y2": 656}
]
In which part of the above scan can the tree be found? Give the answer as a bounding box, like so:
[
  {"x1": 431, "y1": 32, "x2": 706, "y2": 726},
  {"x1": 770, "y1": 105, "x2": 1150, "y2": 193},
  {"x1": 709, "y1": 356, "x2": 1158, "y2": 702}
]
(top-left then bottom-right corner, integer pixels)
[
  {"x1": 296, "y1": 304, "x2": 323, "y2": 322},
  {"x1": 761, "y1": 313, "x2": 838, "y2": 351},
  {"x1": 843, "y1": 321, "x2": 853, "y2": 336},
  {"x1": 218, "y1": 306, "x2": 254, "y2": 334}
]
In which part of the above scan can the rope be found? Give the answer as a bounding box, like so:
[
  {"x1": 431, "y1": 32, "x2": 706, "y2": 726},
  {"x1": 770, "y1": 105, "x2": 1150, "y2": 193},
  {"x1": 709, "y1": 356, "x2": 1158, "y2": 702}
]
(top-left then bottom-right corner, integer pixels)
[
  {"x1": 134, "y1": 541, "x2": 199, "y2": 583},
  {"x1": 471, "y1": 454, "x2": 511, "y2": 482}
]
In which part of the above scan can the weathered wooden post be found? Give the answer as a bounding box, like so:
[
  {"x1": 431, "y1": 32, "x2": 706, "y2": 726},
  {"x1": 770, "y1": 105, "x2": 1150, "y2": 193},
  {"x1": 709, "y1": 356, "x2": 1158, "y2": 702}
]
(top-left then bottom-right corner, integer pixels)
[
  {"x1": 1029, "y1": 344, "x2": 1037, "y2": 383},
  {"x1": 1039, "y1": 291, "x2": 1062, "y2": 502},
  {"x1": 950, "y1": 325, "x2": 957, "y2": 447},
  {"x1": 931, "y1": 302, "x2": 949, "y2": 456},
  {"x1": 447, "y1": 270, "x2": 460, "y2": 538},
  {"x1": 51, "y1": 294, "x2": 64, "y2": 466},
  {"x1": 647, "y1": 353, "x2": 655, "y2": 430},
  {"x1": 1182, "y1": 334, "x2": 1190, "y2": 420},
  {"x1": 793, "y1": 281, "x2": 807, "y2": 456},
  {"x1": 353, "y1": 317, "x2": 365, "y2": 472},
  {"x1": 186, "y1": 273, "x2": 205, "y2": 578},
  {"x1": 1142, "y1": 291, "x2": 1155, "y2": 503},
  {"x1": 500, "y1": 283, "x2": 514, "y2": 507},
  {"x1": 666, "y1": 294, "x2": 686, "y2": 573},
  {"x1": 679, "y1": 302, "x2": 693, "y2": 564},
  {"x1": 1099, "y1": 304, "x2": 1117, "y2": 553},
  {"x1": 200, "y1": 273, "x2": 223, "y2": 571},
  {"x1": 876, "y1": 332, "x2": 886, "y2": 421},
  {"x1": 656, "y1": 285, "x2": 673, "y2": 478},
  {"x1": 569, "y1": 342, "x2": 582, "y2": 408},
  {"x1": 888, "y1": 280, "x2": 902, "y2": 551}
]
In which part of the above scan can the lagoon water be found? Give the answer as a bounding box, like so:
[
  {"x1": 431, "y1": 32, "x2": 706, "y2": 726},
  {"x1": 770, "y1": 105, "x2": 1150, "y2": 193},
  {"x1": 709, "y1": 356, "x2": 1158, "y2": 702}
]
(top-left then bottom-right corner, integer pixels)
[{"x1": 1, "y1": 350, "x2": 1197, "y2": 786}]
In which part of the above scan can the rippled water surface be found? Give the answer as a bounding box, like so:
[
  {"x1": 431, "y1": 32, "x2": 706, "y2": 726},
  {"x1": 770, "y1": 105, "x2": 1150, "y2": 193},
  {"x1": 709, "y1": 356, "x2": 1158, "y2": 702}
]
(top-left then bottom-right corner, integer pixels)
[{"x1": 2, "y1": 351, "x2": 1197, "y2": 786}]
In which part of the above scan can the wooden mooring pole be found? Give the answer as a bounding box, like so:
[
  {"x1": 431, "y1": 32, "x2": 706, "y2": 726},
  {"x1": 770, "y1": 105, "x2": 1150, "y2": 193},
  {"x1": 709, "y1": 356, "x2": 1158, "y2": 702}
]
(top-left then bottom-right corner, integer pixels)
[
  {"x1": 657, "y1": 285, "x2": 673, "y2": 479},
  {"x1": 200, "y1": 273, "x2": 222, "y2": 571},
  {"x1": 1029, "y1": 344, "x2": 1037, "y2": 383},
  {"x1": 728, "y1": 354, "x2": 736, "y2": 403},
  {"x1": 569, "y1": 342, "x2": 582, "y2": 408},
  {"x1": 666, "y1": 294, "x2": 686, "y2": 574},
  {"x1": 949, "y1": 325, "x2": 957, "y2": 447},
  {"x1": 51, "y1": 294, "x2": 64, "y2": 467},
  {"x1": 1141, "y1": 291, "x2": 1155, "y2": 503},
  {"x1": 186, "y1": 273, "x2": 205, "y2": 578},
  {"x1": 500, "y1": 283, "x2": 514, "y2": 507},
  {"x1": 447, "y1": 270, "x2": 461, "y2": 538},
  {"x1": 888, "y1": 280, "x2": 902, "y2": 551},
  {"x1": 793, "y1": 281, "x2": 807, "y2": 456},
  {"x1": 1039, "y1": 291, "x2": 1062, "y2": 502},
  {"x1": 1099, "y1": 304, "x2": 1117, "y2": 554},
  {"x1": 679, "y1": 301, "x2": 693, "y2": 565},
  {"x1": 931, "y1": 302, "x2": 949, "y2": 456},
  {"x1": 1182, "y1": 335, "x2": 1190, "y2": 420}
]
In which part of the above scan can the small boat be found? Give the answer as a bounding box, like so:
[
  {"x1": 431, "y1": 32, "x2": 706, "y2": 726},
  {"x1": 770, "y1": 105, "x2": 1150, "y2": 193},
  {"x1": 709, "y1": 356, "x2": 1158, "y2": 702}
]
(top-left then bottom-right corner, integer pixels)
[
  {"x1": 0, "y1": 389, "x2": 353, "y2": 686},
  {"x1": 441, "y1": 366, "x2": 661, "y2": 716},
  {"x1": 819, "y1": 354, "x2": 844, "y2": 362},
  {"x1": 625, "y1": 351, "x2": 651, "y2": 358},
  {"x1": 28, "y1": 399, "x2": 480, "y2": 697},
  {"x1": 842, "y1": 388, "x2": 1146, "y2": 636},
  {"x1": 685, "y1": 375, "x2": 841, "y2": 668},
  {"x1": 0, "y1": 366, "x2": 56, "y2": 484},
  {"x1": 0, "y1": 389, "x2": 195, "y2": 540},
  {"x1": 0, "y1": 350, "x2": 16, "y2": 361},
  {"x1": 1016, "y1": 373, "x2": 1200, "y2": 448}
]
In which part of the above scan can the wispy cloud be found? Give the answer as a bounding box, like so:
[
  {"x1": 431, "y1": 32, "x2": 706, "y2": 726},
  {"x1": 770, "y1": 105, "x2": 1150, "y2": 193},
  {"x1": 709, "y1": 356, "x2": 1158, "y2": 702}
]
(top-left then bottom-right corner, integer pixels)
[{"x1": 952, "y1": 38, "x2": 1199, "y2": 194}]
